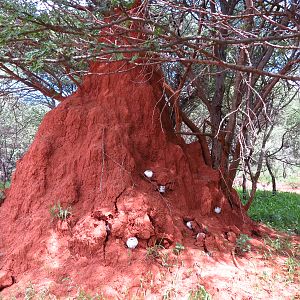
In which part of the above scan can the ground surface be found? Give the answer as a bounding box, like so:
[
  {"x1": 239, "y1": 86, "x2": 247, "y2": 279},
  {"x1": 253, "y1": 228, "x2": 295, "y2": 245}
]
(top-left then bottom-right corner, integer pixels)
[
  {"x1": 257, "y1": 182, "x2": 300, "y2": 194},
  {"x1": 234, "y1": 181, "x2": 300, "y2": 195},
  {"x1": 1, "y1": 224, "x2": 299, "y2": 300}
]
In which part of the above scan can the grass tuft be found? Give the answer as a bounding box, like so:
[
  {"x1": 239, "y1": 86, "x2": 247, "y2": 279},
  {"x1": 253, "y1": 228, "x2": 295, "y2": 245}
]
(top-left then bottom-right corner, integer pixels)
[
  {"x1": 188, "y1": 284, "x2": 212, "y2": 300},
  {"x1": 49, "y1": 202, "x2": 72, "y2": 221},
  {"x1": 235, "y1": 234, "x2": 251, "y2": 254}
]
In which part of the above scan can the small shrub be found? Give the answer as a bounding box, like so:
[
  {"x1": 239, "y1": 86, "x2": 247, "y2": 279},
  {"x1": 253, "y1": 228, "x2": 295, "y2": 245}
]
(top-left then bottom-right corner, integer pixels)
[
  {"x1": 285, "y1": 256, "x2": 300, "y2": 282},
  {"x1": 146, "y1": 243, "x2": 172, "y2": 267},
  {"x1": 49, "y1": 202, "x2": 71, "y2": 221},
  {"x1": 0, "y1": 181, "x2": 10, "y2": 189},
  {"x1": 173, "y1": 242, "x2": 185, "y2": 255},
  {"x1": 263, "y1": 236, "x2": 294, "y2": 254},
  {"x1": 188, "y1": 285, "x2": 212, "y2": 300},
  {"x1": 146, "y1": 244, "x2": 164, "y2": 260},
  {"x1": 235, "y1": 234, "x2": 251, "y2": 254}
]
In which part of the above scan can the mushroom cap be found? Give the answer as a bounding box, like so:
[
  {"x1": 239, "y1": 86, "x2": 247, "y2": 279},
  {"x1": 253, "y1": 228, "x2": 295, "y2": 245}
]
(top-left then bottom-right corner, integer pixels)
[
  {"x1": 186, "y1": 221, "x2": 193, "y2": 229},
  {"x1": 214, "y1": 207, "x2": 222, "y2": 214},
  {"x1": 144, "y1": 170, "x2": 154, "y2": 178},
  {"x1": 126, "y1": 237, "x2": 139, "y2": 249}
]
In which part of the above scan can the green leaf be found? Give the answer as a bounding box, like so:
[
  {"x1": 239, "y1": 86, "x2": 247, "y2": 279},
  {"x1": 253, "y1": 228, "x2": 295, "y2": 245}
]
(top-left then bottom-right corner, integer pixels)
[{"x1": 112, "y1": 53, "x2": 125, "y2": 61}]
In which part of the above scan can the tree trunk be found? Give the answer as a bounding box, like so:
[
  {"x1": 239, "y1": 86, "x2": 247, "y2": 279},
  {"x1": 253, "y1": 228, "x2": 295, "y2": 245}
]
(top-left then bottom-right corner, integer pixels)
[
  {"x1": 283, "y1": 163, "x2": 287, "y2": 178},
  {"x1": 244, "y1": 180, "x2": 257, "y2": 211},
  {"x1": 0, "y1": 159, "x2": 8, "y2": 188},
  {"x1": 242, "y1": 173, "x2": 247, "y2": 201},
  {"x1": 266, "y1": 157, "x2": 276, "y2": 195}
]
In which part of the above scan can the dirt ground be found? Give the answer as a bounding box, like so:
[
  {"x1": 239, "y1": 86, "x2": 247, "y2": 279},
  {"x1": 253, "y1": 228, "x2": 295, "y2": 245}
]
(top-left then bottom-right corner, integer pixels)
[
  {"x1": 1, "y1": 224, "x2": 299, "y2": 300},
  {"x1": 234, "y1": 180, "x2": 300, "y2": 195},
  {"x1": 257, "y1": 182, "x2": 300, "y2": 194}
]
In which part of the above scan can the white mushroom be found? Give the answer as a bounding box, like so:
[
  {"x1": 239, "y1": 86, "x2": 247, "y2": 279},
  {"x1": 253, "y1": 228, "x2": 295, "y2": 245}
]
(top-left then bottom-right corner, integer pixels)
[
  {"x1": 186, "y1": 221, "x2": 193, "y2": 230},
  {"x1": 144, "y1": 170, "x2": 154, "y2": 179},
  {"x1": 214, "y1": 207, "x2": 222, "y2": 214},
  {"x1": 126, "y1": 237, "x2": 138, "y2": 249},
  {"x1": 158, "y1": 185, "x2": 166, "y2": 193},
  {"x1": 196, "y1": 232, "x2": 206, "y2": 239}
]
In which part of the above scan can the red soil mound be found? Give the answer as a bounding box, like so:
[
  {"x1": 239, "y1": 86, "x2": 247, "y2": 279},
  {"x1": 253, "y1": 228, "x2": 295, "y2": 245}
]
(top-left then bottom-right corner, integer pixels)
[{"x1": 0, "y1": 62, "x2": 253, "y2": 297}]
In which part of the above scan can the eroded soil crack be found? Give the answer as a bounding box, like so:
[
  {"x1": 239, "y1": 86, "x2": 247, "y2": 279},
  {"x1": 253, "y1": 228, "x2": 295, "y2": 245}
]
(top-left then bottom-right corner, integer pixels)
[
  {"x1": 0, "y1": 275, "x2": 16, "y2": 292},
  {"x1": 103, "y1": 221, "x2": 111, "y2": 261},
  {"x1": 113, "y1": 187, "x2": 126, "y2": 214}
]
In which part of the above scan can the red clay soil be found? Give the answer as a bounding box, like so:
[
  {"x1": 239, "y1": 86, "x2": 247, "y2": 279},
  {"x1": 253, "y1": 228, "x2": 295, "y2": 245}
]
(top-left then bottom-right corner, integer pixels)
[{"x1": 0, "y1": 62, "x2": 299, "y2": 299}]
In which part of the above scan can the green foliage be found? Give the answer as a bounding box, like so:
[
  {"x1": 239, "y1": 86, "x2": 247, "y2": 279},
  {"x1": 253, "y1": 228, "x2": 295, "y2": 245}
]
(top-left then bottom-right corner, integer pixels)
[
  {"x1": 235, "y1": 234, "x2": 251, "y2": 254},
  {"x1": 173, "y1": 242, "x2": 185, "y2": 255},
  {"x1": 261, "y1": 234, "x2": 300, "y2": 282},
  {"x1": 111, "y1": 53, "x2": 125, "y2": 61},
  {"x1": 146, "y1": 243, "x2": 171, "y2": 267},
  {"x1": 146, "y1": 241, "x2": 185, "y2": 267},
  {"x1": 0, "y1": 181, "x2": 10, "y2": 189},
  {"x1": 130, "y1": 54, "x2": 139, "y2": 62},
  {"x1": 188, "y1": 285, "x2": 212, "y2": 300},
  {"x1": 263, "y1": 236, "x2": 293, "y2": 253},
  {"x1": 0, "y1": 0, "x2": 95, "y2": 98},
  {"x1": 146, "y1": 243, "x2": 164, "y2": 260},
  {"x1": 153, "y1": 26, "x2": 163, "y2": 36},
  {"x1": 49, "y1": 202, "x2": 71, "y2": 221},
  {"x1": 240, "y1": 190, "x2": 300, "y2": 234},
  {"x1": 111, "y1": 0, "x2": 135, "y2": 9},
  {"x1": 0, "y1": 0, "x2": 298, "y2": 183},
  {"x1": 285, "y1": 257, "x2": 300, "y2": 282}
]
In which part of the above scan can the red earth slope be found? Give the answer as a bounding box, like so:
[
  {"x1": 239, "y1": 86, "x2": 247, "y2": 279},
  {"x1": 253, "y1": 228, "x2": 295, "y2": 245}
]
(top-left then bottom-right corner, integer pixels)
[{"x1": 0, "y1": 62, "x2": 254, "y2": 297}]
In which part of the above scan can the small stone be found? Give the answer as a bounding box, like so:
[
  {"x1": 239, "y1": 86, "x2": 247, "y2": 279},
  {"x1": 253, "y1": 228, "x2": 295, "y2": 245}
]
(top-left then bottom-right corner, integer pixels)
[
  {"x1": 144, "y1": 170, "x2": 153, "y2": 179},
  {"x1": 126, "y1": 237, "x2": 138, "y2": 249}
]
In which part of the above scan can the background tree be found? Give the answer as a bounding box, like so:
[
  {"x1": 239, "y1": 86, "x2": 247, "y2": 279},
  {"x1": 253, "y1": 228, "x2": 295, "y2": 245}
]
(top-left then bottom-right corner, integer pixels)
[
  {"x1": 238, "y1": 82, "x2": 299, "y2": 206},
  {"x1": 0, "y1": 94, "x2": 47, "y2": 185}
]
